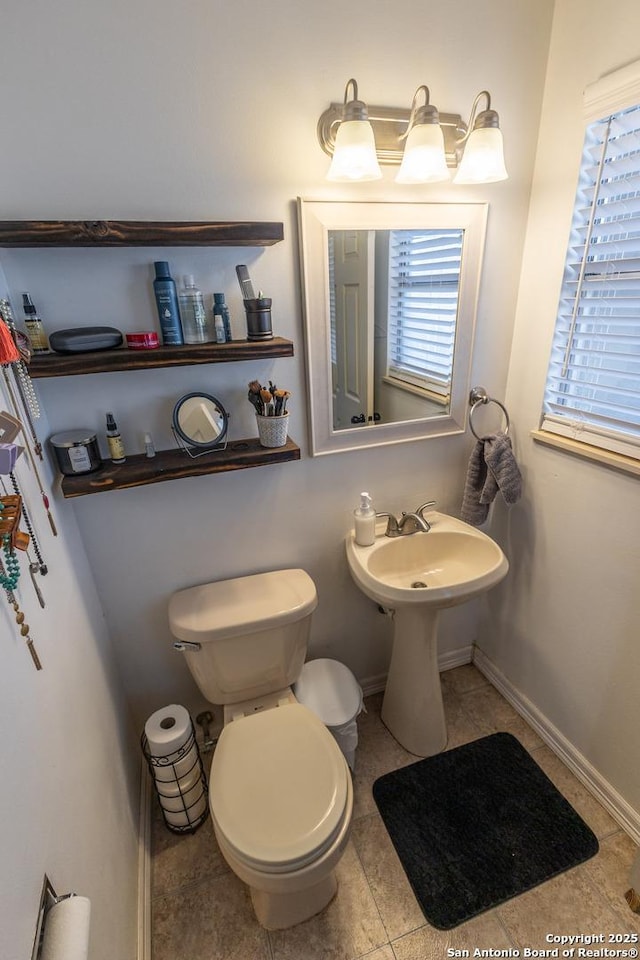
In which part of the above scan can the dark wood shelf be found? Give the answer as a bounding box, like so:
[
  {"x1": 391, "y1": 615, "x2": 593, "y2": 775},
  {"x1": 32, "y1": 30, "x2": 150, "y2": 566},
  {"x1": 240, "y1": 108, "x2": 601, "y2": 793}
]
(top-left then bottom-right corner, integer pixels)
[
  {"x1": 59, "y1": 437, "x2": 301, "y2": 497},
  {"x1": 29, "y1": 338, "x2": 294, "y2": 378},
  {"x1": 0, "y1": 219, "x2": 284, "y2": 247},
  {"x1": 8, "y1": 218, "x2": 299, "y2": 489}
]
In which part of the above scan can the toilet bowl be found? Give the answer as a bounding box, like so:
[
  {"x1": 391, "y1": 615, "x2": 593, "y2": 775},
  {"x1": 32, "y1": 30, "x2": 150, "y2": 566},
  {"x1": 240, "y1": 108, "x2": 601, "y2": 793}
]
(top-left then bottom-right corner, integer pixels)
[{"x1": 168, "y1": 569, "x2": 355, "y2": 929}]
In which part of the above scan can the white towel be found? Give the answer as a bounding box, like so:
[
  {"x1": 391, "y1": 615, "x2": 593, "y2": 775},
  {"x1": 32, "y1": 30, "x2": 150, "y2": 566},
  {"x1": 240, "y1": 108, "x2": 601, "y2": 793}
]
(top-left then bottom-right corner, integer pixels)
[{"x1": 461, "y1": 432, "x2": 522, "y2": 526}]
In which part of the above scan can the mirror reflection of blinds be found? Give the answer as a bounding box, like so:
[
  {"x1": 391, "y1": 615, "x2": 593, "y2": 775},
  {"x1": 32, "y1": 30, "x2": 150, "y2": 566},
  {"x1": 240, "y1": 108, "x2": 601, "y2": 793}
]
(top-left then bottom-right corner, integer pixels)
[
  {"x1": 328, "y1": 234, "x2": 337, "y2": 368},
  {"x1": 542, "y1": 103, "x2": 640, "y2": 459},
  {"x1": 387, "y1": 229, "x2": 462, "y2": 397}
]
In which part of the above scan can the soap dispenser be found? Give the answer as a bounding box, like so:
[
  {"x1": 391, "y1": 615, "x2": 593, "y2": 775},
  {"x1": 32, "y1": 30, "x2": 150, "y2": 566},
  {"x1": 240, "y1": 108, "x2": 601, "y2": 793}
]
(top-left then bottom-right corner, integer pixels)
[{"x1": 354, "y1": 491, "x2": 376, "y2": 546}]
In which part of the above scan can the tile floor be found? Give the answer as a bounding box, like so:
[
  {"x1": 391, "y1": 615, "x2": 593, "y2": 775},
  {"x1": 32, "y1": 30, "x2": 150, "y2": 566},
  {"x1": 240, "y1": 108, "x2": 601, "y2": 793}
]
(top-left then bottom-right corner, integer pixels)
[{"x1": 150, "y1": 665, "x2": 640, "y2": 960}]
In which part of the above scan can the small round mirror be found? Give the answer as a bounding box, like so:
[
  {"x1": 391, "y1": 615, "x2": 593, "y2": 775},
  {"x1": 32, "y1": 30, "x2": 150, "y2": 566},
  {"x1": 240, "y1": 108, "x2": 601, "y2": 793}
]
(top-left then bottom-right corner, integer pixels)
[{"x1": 172, "y1": 393, "x2": 229, "y2": 448}]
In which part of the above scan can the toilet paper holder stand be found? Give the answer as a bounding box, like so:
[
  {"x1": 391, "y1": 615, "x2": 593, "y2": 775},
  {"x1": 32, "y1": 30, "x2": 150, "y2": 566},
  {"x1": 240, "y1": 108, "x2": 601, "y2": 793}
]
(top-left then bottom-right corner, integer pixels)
[
  {"x1": 141, "y1": 716, "x2": 209, "y2": 834},
  {"x1": 31, "y1": 875, "x2": 83, "y2": 960}
]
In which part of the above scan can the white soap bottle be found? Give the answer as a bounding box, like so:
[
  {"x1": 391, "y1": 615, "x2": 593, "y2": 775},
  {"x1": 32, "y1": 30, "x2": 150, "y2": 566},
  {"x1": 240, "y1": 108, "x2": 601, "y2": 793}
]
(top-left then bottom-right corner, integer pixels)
[{"x1": 354, "y1": 491, "x2": 376, "y2": 546}]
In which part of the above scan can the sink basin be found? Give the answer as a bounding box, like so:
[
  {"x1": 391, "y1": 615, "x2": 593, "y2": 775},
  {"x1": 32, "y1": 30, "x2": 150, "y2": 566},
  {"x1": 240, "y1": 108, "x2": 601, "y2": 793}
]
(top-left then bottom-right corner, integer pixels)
[
  {"x1": 346, "y1": 512, "x2": 509, "y2": 756},
  {"x1": 346, "y1": 512, "x2": 508, "y2": 610}
]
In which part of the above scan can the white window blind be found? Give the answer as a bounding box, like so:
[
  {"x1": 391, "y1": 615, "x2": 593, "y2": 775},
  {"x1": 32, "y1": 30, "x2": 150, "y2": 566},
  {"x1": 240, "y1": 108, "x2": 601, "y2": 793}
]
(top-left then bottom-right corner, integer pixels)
[
  {"x1": 387, "y1": 229, "x2": 463, "y2": 398},
  {"x1": 541, "y1": 101, "x2": 640, "y2": 460},
  {"x1": 327, "y1": 233, "x2": 337, "y2": 369}
]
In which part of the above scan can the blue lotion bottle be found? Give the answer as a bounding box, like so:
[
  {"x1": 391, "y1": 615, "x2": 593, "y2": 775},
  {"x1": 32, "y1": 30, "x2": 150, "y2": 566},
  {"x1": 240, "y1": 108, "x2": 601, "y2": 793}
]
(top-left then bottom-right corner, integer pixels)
[{"x1": 153, "y1": 261, "x2": 184, "y2": 345}]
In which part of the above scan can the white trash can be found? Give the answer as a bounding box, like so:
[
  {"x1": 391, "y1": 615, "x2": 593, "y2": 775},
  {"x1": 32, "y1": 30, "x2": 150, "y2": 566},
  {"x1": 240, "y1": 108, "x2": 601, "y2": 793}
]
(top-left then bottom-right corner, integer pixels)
[{"x1": 293, "y1": 658, "x2": 363, "y2": 772}]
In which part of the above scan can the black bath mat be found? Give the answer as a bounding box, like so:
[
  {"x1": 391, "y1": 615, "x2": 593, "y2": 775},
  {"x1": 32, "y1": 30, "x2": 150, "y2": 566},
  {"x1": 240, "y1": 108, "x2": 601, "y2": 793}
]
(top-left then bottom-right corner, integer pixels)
[{"x1": 372, "y1": 732, "x2": 599, "y2": 929}]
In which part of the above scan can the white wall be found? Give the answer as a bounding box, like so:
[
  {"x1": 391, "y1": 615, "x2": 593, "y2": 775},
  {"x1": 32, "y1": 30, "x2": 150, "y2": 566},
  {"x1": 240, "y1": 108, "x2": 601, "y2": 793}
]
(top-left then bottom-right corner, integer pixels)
[
  {"x1": 477, "y1": 0, "x2": 640, "y2": 819},
  {"x1": 0, "y1": 4, "x2": 556, "y2": 953},
  {"x1": 0, "y1": 372, "x2": 139, "y2": 958},
  {"x1": 0, "y1": 0, "x2": 554, "y2": 737}
]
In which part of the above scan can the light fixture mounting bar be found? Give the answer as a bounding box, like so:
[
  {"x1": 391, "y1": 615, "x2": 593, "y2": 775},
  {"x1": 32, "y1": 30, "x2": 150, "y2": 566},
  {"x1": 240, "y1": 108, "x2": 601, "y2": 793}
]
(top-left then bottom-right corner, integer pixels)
[{"x1": 317, "y1": 102, "x2": 466, "y2": 166}]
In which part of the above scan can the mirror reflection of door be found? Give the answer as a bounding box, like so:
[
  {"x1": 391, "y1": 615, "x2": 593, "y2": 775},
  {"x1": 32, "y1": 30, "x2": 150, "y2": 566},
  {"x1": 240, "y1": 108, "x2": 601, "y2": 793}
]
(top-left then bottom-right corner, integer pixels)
[
  {"x1": 329, "y1": 227, "x2": 463, "y2": 431},
  {"x1": 329, "y1": 230, "x2": 375, "y2": 429}
]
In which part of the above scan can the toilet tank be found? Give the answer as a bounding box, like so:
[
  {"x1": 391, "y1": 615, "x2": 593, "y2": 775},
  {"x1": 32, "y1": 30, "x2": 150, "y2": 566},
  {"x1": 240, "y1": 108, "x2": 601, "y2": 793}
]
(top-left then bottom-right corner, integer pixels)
[{"x1": 168, "y1": 569, "x2": 318, "y2": 704}]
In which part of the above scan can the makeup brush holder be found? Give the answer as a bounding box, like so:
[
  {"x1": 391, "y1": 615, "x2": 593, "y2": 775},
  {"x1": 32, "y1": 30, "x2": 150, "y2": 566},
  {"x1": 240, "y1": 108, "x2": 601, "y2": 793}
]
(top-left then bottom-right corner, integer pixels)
[
  {"x1": 244, "y1": 298, "x2": 273, "y2": 341},
  {"x1": 256, "y1": 412, "x2": 289, "y2": 448}
]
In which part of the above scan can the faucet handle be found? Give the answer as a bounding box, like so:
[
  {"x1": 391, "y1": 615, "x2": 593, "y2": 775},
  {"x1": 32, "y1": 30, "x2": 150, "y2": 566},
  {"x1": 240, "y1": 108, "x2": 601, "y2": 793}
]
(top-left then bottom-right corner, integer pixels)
[
  {"x1": 416, "y1": 500, "x2": 437, "y2": 519},
  {"x1": 375, "y1": 511, "x2": 400, "y2": 537}
]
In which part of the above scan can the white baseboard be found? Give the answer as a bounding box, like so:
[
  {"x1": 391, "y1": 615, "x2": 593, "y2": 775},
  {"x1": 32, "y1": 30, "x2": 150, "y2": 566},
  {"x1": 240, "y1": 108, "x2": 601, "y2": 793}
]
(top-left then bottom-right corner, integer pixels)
[
  {"x1": 359, "y1": 644, "x2": 473, "y2": 698},
  {"x1": 137, "y1": 761, "x2": 152, "y2": 960},
  {"x1": 439, "y1": 644, "x2": 474, "y2": 673},
  {"x1": 473, "y1": 647, "x2": 640, "y2": 845}
]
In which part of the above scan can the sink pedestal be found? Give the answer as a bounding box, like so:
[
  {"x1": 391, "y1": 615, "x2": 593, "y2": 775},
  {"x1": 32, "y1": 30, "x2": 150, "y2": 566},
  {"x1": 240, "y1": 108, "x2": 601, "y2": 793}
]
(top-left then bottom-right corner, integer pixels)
[
  {"x1": 381, "y1": 606, "x2": 447, "y2": 757},
  {"x1": 345, "y1": 514, "x2": 509, "y2": 758}
]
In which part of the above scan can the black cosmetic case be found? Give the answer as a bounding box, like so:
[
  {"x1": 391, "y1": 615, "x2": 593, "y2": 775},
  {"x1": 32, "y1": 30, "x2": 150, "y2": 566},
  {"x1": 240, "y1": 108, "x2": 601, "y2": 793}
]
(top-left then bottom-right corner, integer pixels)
[{"x1": 49, "y1": 326, "x2": 123, "y2": 354}]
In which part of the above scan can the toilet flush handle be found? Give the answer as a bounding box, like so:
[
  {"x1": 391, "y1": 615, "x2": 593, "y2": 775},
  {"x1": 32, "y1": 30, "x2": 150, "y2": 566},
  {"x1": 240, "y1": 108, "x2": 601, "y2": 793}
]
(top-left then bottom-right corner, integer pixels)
[{"x1": 173, "y1": 640, "x2": 201, "y2": 652}]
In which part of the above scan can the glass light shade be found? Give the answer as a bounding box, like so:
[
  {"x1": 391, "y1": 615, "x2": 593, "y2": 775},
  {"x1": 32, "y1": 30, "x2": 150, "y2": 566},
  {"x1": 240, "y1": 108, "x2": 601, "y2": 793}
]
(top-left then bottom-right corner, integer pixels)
[
  {"x1": 454, "y1": 127, "x2": 508, "y2": 184},
  {"x1": 395, "y1": 123, "x2": 450, "y2": 184},
  {"x1": 326, "y1": 119, "x2": 382, "y2": 181}
]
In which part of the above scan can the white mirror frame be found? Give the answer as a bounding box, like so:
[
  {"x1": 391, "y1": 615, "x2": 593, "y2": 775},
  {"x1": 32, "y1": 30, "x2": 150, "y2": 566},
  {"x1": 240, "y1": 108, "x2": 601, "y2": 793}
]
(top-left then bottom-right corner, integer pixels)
[{"x1": 297, "y1": 198, "x2": 488, "y2": 456}]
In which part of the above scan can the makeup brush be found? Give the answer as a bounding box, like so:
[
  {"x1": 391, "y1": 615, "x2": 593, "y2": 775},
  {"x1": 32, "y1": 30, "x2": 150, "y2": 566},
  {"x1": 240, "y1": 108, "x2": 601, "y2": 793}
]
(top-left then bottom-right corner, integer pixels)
[
  {"x1": 274, "y1": 389, "x2": 287, "y2": 416},
  {"x1": 260, "y1": 388, "x2": 273, "y2": 415},
  {"x1": 247, "y1": 380, "x2": 263, "y2": 413}
]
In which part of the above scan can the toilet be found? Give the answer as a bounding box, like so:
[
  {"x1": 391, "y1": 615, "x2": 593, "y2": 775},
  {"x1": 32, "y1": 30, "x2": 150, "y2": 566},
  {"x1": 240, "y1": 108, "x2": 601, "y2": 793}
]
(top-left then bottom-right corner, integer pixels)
[{"x1": 168, "y1": 568, "x2": 354, "y2": 930}]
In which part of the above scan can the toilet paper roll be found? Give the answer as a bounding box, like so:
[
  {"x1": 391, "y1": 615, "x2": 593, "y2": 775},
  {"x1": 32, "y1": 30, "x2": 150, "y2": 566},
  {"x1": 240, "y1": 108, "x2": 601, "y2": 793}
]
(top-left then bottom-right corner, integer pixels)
[
  {"x1": 162, "y1": 791, "x2": 208, "y2": 828},
  {"x1": 41, "y1": 896, "x2": 91, "y2": 960},
  {"x1": 155, "y1": 763, "x2": 201, "y2": 797},
  {"x1": 157, "y1": 772, "x2": 205, "y2": 814},
  {"x1": 144, "y1": 703, "x2": 191, "y2": 758},
  {"x1": 151, "y1": 741, "x2": 200, "y2": 783}
]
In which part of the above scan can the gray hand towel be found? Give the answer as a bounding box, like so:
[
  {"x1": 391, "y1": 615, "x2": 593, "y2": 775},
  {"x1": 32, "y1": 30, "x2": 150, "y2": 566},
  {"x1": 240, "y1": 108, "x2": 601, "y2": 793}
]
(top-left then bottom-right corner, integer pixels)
[
  {"x1": 460, "y1": 439, "x2": 490, "y2": 526},
  {"x1": 461, "y1": 432, "x2": 522, "y2": 526}
]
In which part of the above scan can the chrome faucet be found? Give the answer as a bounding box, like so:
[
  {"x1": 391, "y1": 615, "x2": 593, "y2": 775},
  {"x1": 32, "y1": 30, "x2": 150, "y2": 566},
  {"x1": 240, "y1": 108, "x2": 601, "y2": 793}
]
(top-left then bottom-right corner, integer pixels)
[{"x1": 376, "y1": 501, "x2": 437, "y2": 537}]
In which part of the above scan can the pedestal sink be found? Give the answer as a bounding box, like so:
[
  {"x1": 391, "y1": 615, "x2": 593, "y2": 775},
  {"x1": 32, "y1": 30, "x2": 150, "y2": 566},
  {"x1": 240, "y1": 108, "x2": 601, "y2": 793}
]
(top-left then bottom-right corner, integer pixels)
[{"x1": 346, "y1": 511, "x2": 508, "y2": 757}]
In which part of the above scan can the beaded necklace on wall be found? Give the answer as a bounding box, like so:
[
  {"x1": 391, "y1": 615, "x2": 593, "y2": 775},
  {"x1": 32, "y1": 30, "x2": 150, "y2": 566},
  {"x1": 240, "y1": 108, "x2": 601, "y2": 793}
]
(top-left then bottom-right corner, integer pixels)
[{"x1": 0, "y1": 497, "x2": 42, "y2": 670}]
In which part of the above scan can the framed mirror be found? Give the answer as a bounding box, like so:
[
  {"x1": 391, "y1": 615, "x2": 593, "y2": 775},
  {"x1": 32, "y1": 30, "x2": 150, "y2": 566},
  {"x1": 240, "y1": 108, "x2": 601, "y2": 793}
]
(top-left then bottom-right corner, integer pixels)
[
  {"x1": 172, "y1": 393, "x2": 229, "y2": 456},
  {"x1": 297, "y1": 198, "x2": 488, "y2": 455}
]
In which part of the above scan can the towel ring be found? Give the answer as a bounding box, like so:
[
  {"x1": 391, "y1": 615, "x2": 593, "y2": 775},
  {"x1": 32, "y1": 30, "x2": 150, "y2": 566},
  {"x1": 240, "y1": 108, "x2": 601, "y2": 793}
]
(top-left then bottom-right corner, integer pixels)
[{"x1": 468, "y1": 386, "x2": 510, "y2": 441}]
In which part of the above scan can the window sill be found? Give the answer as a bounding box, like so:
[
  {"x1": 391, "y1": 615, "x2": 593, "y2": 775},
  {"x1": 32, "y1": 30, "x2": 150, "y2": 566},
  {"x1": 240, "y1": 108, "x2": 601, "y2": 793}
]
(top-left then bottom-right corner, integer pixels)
[
  {"x1": 531, "y1": 429, "x2": 640, "y2": 478},
  {"x1": 382, "y1": 376, "x2": 449, "y2": 406}
]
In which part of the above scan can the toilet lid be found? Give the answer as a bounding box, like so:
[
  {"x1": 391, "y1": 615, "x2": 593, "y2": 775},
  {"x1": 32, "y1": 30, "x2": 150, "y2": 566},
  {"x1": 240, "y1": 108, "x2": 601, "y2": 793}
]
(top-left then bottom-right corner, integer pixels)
[
  {"x1": 293, "y1": 659, "x2": 362, "y2": 727},
  {"x1": 210, "y1": 703, "x2": 349, "y2": 871}
]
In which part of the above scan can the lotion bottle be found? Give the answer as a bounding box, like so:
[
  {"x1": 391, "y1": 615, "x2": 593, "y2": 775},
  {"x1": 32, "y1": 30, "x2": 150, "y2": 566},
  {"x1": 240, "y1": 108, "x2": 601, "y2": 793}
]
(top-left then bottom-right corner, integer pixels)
[
  {"x1": 354, "y1": 491, "x2": 376, "y2": 546},
  {"x1": 153, "y1": 262, "x2": 184, "y2": 345}
]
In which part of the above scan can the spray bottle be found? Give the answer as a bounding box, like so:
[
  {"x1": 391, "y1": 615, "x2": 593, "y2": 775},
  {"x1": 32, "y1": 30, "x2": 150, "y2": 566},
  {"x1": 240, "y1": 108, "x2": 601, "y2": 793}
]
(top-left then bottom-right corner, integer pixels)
[
  {"x1": 22, "y1": 293, "x2": 50, "y2": 353},
  {"x1": 354, "y1": 491, "x2": 376, "y2": 546},
  {"x1": 105, "y1": 412, "x2": 126, "y2": 464}
]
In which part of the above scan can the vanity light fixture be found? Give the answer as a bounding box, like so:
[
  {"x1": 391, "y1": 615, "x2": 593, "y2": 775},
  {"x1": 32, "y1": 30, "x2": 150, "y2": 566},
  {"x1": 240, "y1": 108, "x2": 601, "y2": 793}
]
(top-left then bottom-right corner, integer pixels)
[
  {"x1": 453, "y1": 90, "x2": 508, "y2": 184},
  {"x1": 325, "y1": 79, "x2": 382, "y2": 182},
  {"x1": 395, "y1": 85, "x2": 450, "y2": 184},
  {"x1": 317, "y1": 80, "x2": 508, "y2": 184}
]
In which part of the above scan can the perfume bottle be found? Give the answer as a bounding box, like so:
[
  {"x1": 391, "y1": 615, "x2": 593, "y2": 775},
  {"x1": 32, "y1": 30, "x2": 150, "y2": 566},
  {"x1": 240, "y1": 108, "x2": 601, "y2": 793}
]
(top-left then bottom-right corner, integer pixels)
[{"x1": 22, "y1": 293, "x2": 50, "y2": 353}]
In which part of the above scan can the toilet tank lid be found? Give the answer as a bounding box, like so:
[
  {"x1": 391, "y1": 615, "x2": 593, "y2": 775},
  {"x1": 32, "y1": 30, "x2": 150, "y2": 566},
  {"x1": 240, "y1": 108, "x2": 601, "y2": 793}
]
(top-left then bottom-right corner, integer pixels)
[{"x1": 169, "y1": 569, "x2": 318, "y2": 643}]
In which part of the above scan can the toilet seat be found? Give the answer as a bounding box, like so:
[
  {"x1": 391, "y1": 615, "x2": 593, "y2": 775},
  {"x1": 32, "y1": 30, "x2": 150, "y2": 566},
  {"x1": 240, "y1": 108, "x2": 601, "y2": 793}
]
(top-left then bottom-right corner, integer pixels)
[{"x1": 210, "y1": 703, "x2": 349, "y2": 874}]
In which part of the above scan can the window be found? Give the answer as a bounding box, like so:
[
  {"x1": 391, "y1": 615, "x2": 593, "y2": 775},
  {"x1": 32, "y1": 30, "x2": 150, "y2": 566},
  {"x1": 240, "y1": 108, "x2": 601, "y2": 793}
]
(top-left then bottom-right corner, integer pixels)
[
  {"x1": 386, "y1": 228, "x2": 463, "y2": 401},
  {"x1": 540, "y1": 64, "x2": 640, "y2": 463}
]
